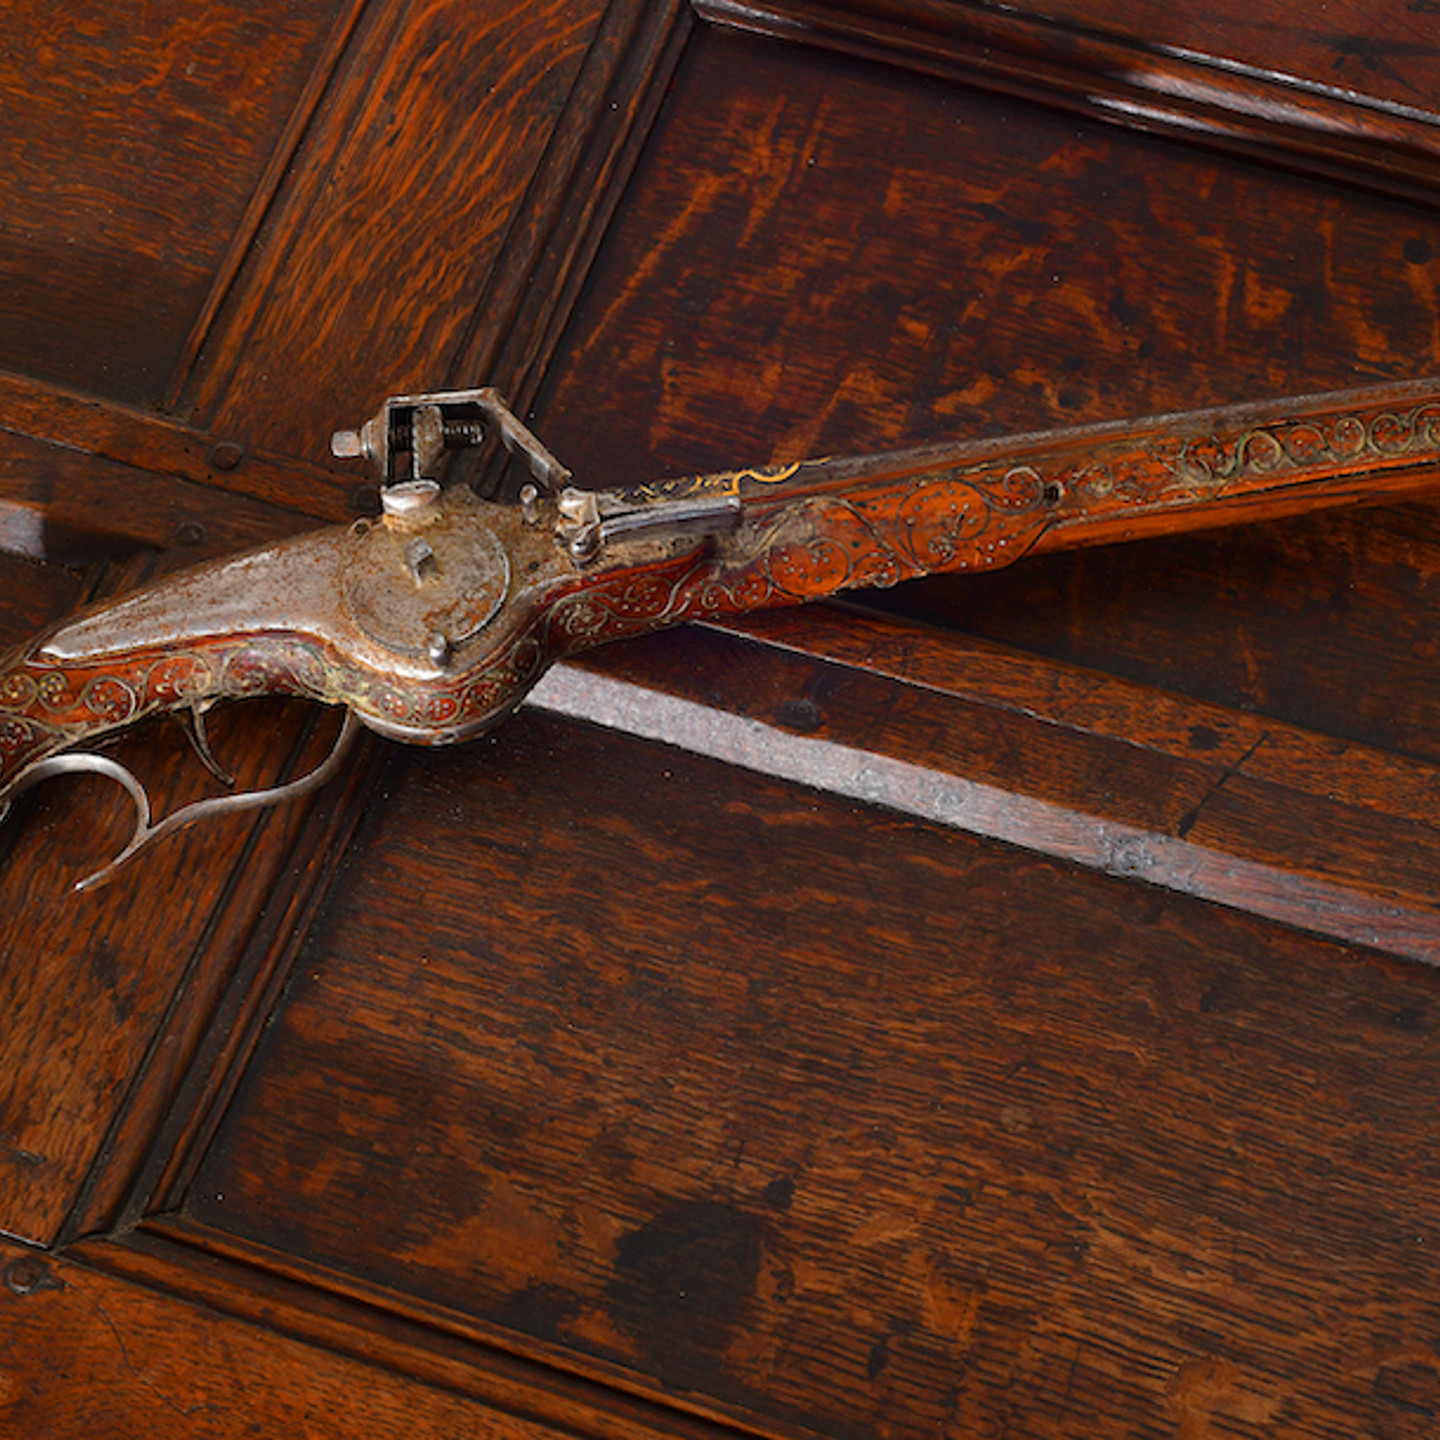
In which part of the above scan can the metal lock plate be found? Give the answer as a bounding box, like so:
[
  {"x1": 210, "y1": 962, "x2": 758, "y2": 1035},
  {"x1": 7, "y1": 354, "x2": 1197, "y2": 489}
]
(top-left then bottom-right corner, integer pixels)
[{"x1": 342, "y1": 507, "x2": 510, "y2": 663}]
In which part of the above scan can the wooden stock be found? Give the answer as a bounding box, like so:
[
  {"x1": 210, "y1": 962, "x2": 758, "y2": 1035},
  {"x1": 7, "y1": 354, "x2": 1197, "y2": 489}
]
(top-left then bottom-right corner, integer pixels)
[
  {"x1": 4, "y1": 376, "x2": 1440, "y2": 806},
  {"x1": 651, "y1": 376, "x2": 1440, "y2": 617}
]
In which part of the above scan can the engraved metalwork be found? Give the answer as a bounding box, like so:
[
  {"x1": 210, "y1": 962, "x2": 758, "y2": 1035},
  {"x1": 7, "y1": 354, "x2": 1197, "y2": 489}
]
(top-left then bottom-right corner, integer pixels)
[
  {"x1": 626, "y1": 461, "x2": 804, "y2": 504},
  {"x1": 7, "y1": 376, "x2": 1440, "y2": 887}
]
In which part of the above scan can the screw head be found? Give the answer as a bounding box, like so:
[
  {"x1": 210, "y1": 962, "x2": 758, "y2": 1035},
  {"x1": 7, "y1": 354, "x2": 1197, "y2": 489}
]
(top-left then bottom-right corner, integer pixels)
[
  {"x1": 4, "y1": 1256, "x2": 49, "y2": 1296},
  {"x1": 209, "y1": 441, "x2": 245, "y2": 472}
]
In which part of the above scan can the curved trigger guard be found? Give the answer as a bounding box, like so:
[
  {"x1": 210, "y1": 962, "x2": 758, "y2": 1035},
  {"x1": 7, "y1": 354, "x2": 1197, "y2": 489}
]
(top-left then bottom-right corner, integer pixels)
[{"x1": 6, "y1": 710, "x2": 363, "y2": 892}]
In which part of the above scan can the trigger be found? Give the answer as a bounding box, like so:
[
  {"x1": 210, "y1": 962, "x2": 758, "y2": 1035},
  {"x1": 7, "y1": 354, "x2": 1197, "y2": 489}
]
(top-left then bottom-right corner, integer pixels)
[{"x1": 178, "y1": 703, "x2": 235, "y2": 788}]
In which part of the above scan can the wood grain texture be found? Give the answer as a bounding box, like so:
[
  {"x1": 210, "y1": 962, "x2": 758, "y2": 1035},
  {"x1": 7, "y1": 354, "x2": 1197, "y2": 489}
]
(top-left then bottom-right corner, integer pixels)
[
  {"x1": 6, "y1": 2, "x2": 1440, "y2": 1435},
  {"x1": 20, "y1": 379, "x2": 1440, "y2": 850},
  {"x1": 599, "y1": 381, "x2": 1440, "y2": 625},
  {"x1": 0, "y1": 546, "x2": 351, "y2": 1246},
  {"x1": 187, "y1": 0, "x2": 610, "y2": 462},
  {"x1": 0, "y1": 1238, "x2": 559, "y2": 1439},
  {"x1": 535, "y1": 24, "x2": 1440, "y2": 766},
  {"x1": 559, "y1": 610, "x2": 1440, "y2": 958},
  {"x1": 861, "y1": 494, "x2": 1440, "y2": 765},
  {"x1": 717, "y1": 603, "x2": 1440, "y2": 848},
  {"x1": 452, "y1": 0, "x2": 693, "y2": 441},
  {"x1": 185, "y1": 706, "x2": 1440, "y2": 1438},
  {"x1": 698, "y1": 0, "x2": 1440, "y2": 212},
  {"x1": 0, "y1": 426, "x2": 315, "y2": 572},
  {"x1": 0, "y1": 369, "x2": 358, "y2": 524},
  {"x1": 0, "y1": 693, "x2": 345, "y2": 1245},
  {"x1": 89, "y1": 1225, "x2": 799, "y2": 1440},
  {"x1": 1008, "y1": 0, "x2": 1440, "y2": 115},
  {"x1": 534, "y1": 29, "x2": 1440, "y2": 488},
  {"x1": 71, "y1": 728, "x2": 390, "y2": 1244},
  {"x1": 0, "y1": 0, "x2": 348, "y2": 405},
  {"x1": 0, "y1": 556, "x2": 86, "y2": 648},
  {"x1": 519, "y1": 659, "x2": 1440, "y2": 964}
]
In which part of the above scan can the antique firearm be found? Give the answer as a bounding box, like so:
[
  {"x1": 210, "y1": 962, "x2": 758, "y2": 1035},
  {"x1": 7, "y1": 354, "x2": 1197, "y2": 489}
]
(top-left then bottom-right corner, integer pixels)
[{"x1": 4, "y1": 378, "x2": 1440, "y2": 887}]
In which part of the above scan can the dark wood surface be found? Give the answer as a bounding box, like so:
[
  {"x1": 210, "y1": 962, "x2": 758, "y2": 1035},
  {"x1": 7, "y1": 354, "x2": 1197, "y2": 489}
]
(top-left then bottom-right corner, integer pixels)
[
  {"x1": 0, "y1": 0, "x2": 354, "y2": 406},
  {"x1": 4, "y1": 1, "x2": 1440, "y2": 1436},
  {"x1": 1009, "y1": 0, "x2": 1440, "y2": 114},
  {"x1": 181, "y1": 0, "x2": 615, "y2": 461},
  {"x1": 695, "y1": 0, "x2": 1440, "y2": 212},
  {"x1": 184, "y1": 704, "x2": 1440, "y2": 1435},
  {"x1": 536, "y1": 26, "x2": 1440, "y2": 478},
  {"x1": 0, "y1": 1237, "x2": 563, "y2": 1438}
]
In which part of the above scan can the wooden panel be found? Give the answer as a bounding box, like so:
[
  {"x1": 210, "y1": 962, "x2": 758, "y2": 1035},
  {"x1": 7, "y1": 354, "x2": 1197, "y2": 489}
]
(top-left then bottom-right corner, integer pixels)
[
  {"x1": 561, "y1": 611, "x2": 1440, "y2": 959},
  {"x1": 1014, "y1": 0, "x2": 1440, "y2": 113},
  {"x1": 5, "y1": 3, "x2": 1440, "y2": 1436},
  {"x1": 0, "y1": 371, "x2": 357, "y2": 524},
  {"x1": 454, "y1": 0, "x2": 693, "y2": 427},
  {"x1": 534, "y1": 30, "x2": 1440, "y2": 485},
  {"x1": 698, "y1": 0, "x2": 1440, "y2": 212},
  {"x1": 0, "y1": 427, "x2": 314, "y2": 569},
  {"x1": 185, "y1": 707, "x2": 1440, "y2": 1437},
  {"x1": 0, "y1": 352, "x2": 354, "y2": 1248},
  {"x1": 188, "y1": 0, "x2": 612, "y2": 463},
  {"x1": 0, "y1": 1238, "x2": 556, "y2": 1438},
  {"x1": 0, "y1": 691, "x2": 346, "y2": 1245},
  {"x1": 0, "y1": 500, "x2": 355, "y2": 1245},
  {"x1": 89, "y1": 1225, "x2": 779, "y2": 1440},
  {"x1": 155, "y1": 28, "x2": 1440, "y2": 1436},
  {"x1": 0, "y1": 0, "x2": 351, "y2": 405},
  {"x1": 0, "y1": 555, "x2": 86, "y2": 648},
  {"x1": 861, "y1": 495, "x2": 1440, "y2": 761}
]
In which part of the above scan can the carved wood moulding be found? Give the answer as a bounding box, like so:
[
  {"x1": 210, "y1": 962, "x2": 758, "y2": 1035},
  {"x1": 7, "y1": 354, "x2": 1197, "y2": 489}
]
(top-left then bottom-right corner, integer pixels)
[{"x1": 697, "y1": 0, "x2": 1440, "y2": 210}]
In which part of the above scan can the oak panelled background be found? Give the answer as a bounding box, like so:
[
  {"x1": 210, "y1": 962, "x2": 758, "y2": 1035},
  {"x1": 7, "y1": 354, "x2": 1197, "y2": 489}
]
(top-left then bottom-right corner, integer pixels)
[
  {"x1": 4, "y1": 2, "x2": 1440, "y2": 1437},
  {"x1": 0, "y1": 1, "x2": 351, "y2": 402},
  {"x1": 541, "y1": 29, "x2": 1440, "y2": 473}
]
